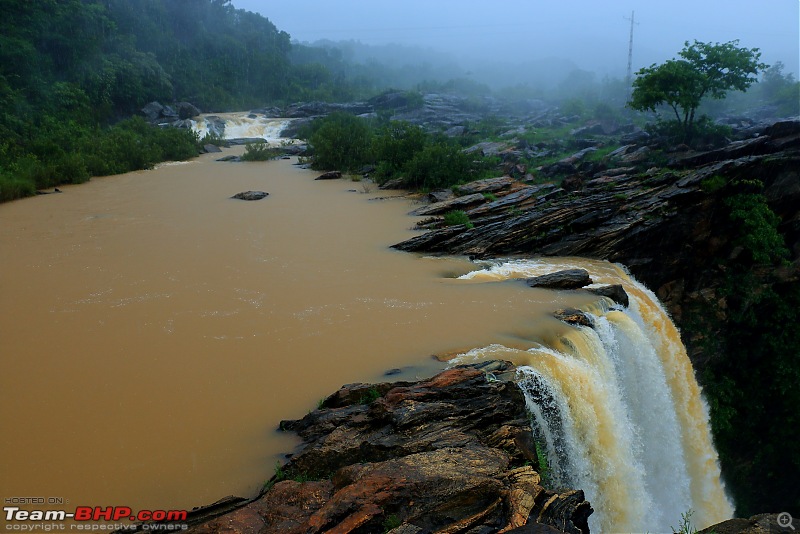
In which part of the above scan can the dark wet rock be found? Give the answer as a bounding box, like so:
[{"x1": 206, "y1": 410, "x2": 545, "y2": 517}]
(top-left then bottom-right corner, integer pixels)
[
  {"x1": 561, "y1": 175, "x2": 583, "y2": 191},
  {"x1": 464, "y1": 141, "x2": 510, "y2": 157},
  {"x1": 283, "y1": 101, "x2": 373, "y2": 118},
  {"x1": 227, "y1": 137, "x2": 266, "y2": 146},
  {"x1": 379, "y1": 177, "x2": 408, "y2": 190},
  {"x1": 216, "y1": 155, "x2": 240, "y2": 162},
  {"x1": 618, "y1": 146, "x2": 652, "y2": 164},
  {"x1": 141, "y1": 101, "x2": 164, "y2": 122},
  {"x1": 231, "y1": 191, "x2": 269, "y2": 201},
  {"x1": 175, "y1": 101, "x2": 201, "y2": 120},
  {"x1": 553, "y1": 308, "x2": 595, "y2": 327},
  {"x1": 187, "y1": 362, "x2": 592, "y2": 534},
  {"x1": 454, "y1": 176, "x2": 515, "y2": 195},
  {"x1": 203, "y1": 144, "x2": 222, "y2": 153},
  {"x1": 620, "y1": 129, "x2": 650, "y2": 144},
  {"x1": 525, "y1": 269, "x2": 592, "y2": 290},
  {"x1": 315, "y1": 171, "x2": 342, "y2": 180},
  {"x1": 428, "y1": 189, "x2": 455, "y2": 203},
  {"x1": 764, "y1": 119, "x2": 800, "y2": 138},
  {"x1": 409, "y1": 193, "x2": 486, "y2": 216},
  {"x1": 585, "y1": 284, "x2": 629, "y2": 307}
]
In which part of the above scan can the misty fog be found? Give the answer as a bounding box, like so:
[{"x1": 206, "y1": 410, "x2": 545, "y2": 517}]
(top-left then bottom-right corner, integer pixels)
[{"x1": 234, "y1": 0, "x2": 799, "y2": 92}]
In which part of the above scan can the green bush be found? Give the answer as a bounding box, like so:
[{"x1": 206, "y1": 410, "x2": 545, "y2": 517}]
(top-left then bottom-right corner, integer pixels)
[
  {"x1": 725, "y1": 189, "x2": 788, "y2": 264},
  {"x1": 241, "y1": 141, "x2": 280, "y2": 161},
  {"x1": 307, "y1": 112, "x2": 374, "y2": 171},
  {"x1": 372, "y1": 121, "x2": 428, "y2": 180},
  {"x1": 404, "y1": 140, "x2": 472, "y2": 190}
]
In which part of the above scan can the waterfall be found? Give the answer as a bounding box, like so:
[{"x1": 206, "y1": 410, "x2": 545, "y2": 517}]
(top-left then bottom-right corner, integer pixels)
[
  {"x1": 454, "y1": 259, "x2": 733, "y2": 533},
  {"x1": 191, "y1": 113, "x2": 296, "y2": 145}
]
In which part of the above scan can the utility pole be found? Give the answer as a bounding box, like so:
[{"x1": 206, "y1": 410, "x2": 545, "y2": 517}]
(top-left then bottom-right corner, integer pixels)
[{"x1": 624, "y1": 11, "x2": 638, "y2": 99}]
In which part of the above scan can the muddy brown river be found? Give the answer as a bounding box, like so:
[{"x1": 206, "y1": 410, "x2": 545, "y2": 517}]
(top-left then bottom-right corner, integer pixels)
[{"x1": 0, "y1": 150, "x2": 595, "y2": 515}]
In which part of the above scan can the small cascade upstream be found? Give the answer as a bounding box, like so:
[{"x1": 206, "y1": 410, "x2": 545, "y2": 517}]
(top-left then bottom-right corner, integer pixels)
[
  {"x1": 191, "y1": 112, "x2": 296, "y2": 145},
  {"x1": 453, "y1": 258, "x2": 733, "y2": 533}
]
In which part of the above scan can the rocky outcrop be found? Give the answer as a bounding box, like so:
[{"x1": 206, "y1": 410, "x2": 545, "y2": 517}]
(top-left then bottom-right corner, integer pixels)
[
  {"x1": 393, "y1": 124, "x2": 799, "y2": 280},
  {"x1": 141, "y1": 100, "x2": 201, "y2": 124},
  {"x1": 187, "y1": 361, "x2": 592, "y2": 534}
]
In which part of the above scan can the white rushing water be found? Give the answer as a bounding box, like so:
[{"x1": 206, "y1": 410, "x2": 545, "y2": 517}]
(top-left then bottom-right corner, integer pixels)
[
  {"x1": 453, "y1": 258, "x2": 734, "y2": 533},
  {"x1": 191, "y1": 112, "x2": 296, "y2": 145}
]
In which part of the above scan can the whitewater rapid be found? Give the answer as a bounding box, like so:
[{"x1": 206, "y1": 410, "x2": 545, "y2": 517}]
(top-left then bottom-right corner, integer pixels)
[
  {"x1": 191, "y1": 113, "x2": 296, "y2": 145},
  {"x1": 452, "y1": 258, "x2": 733, "y2": 533}
]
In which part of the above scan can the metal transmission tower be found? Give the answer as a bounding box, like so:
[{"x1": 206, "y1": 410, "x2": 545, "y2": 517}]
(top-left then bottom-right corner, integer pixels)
[{"x1": 624, "y1": 11, "x2": 638, "y2": 98}]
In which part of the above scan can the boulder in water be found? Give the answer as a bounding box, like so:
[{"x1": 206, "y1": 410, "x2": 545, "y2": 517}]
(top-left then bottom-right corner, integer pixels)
[
  {"x1": 525, "y1": 269, "x2": 592, "y2": 290},
  {"x1": 586, "y1": 284, "x2": 630, "y2": 307},
  {"x1": 231, "y1": 191, "x2": 269, "y2": 201},
  {"x1": 315, "y1": 171, "x2": 342, "y2": 180}
]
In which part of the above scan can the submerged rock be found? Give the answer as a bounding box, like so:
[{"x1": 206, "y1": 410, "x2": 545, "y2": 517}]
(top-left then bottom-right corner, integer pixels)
[{"x1": 186, "y1": 362, "x2": 592, "y2": 534}]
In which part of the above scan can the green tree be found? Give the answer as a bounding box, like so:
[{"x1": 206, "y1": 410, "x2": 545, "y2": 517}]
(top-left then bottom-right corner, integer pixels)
[{"x1": 629, "y1": 40, "x2": 767, "y2": 141}]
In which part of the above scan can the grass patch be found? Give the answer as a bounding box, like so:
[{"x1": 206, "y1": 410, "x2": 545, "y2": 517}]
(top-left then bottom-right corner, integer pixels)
[
  {"x1": 700, "y1": 174, "x2": 727, "y2": 193},
  {"x1": 383, "y1": 514, "x2": 402, "y2": 532},
  {"x1": 0, "y1": 172, "x2": 36, "y2": 202},
  {"x1": 358, "y1": 387, "x2": 382, "y2": 405},
  {"x1": 443, "y1": 210, "x2": 474, "y2": 228}
]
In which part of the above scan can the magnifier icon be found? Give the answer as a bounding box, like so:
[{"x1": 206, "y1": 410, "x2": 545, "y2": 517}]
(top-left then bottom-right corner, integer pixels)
[{"x1": 778, "y1": 512, "x2": 796, "y2": 530}]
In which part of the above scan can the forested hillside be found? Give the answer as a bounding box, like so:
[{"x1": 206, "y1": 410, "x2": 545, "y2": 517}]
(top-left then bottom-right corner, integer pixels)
[{"x1": 0, "y1": 0, "x2": 366, "y2": 201}]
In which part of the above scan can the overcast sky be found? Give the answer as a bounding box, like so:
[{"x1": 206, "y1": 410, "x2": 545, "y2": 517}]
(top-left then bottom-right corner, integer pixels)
[{"x1": 233, "y1": 0, "x2": 800, "y2": 78}]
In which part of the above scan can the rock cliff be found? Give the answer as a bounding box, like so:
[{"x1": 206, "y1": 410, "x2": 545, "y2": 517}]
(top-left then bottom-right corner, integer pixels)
[{"x1": 187, "y1": 361, "x2": 592, "y2": 534}]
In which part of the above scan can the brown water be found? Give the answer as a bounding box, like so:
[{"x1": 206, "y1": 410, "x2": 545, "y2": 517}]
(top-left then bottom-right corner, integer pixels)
[{"x1": 0, "y1": 150, "x2": 595, "y2": 515}]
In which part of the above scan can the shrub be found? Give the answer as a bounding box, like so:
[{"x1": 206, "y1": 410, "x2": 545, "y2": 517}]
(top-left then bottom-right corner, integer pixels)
[
  {"x1": 241, "y1": 141, "x2": 280, "y2": 161},
  {"x1": 372, "y1": 121, "x2": 428, "y2": 180},
  {"x1": 725, "y1": 187, "x2": 788, "y2": 264},
  {"x1": 307, "y1": 112, "x2": 373, "y2": 171},
  {"x1": 404, "y1": 140, "x2": 472, "y2": 190}
]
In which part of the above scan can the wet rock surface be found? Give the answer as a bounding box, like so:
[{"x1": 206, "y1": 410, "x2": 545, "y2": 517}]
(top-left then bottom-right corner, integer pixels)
[{"x1": 186, "y1": 361, "x2": 593, "y2": 534}]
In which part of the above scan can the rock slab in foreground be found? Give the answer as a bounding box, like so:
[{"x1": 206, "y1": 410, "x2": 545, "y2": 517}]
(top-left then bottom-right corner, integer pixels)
[{"x1": 189, "y1": 361, "x2": 593, "y2": 534}]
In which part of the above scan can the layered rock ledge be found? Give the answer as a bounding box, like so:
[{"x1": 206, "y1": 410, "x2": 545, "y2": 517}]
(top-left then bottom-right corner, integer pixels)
[{"x1": 186, "y1": 361, "x2": 592, "y2": 534}]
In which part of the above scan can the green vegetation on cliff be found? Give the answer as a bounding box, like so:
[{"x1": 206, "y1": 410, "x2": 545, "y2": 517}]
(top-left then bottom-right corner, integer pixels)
[{"x1": 690, "y1": 178, "x2": 799, "y2": 515}]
